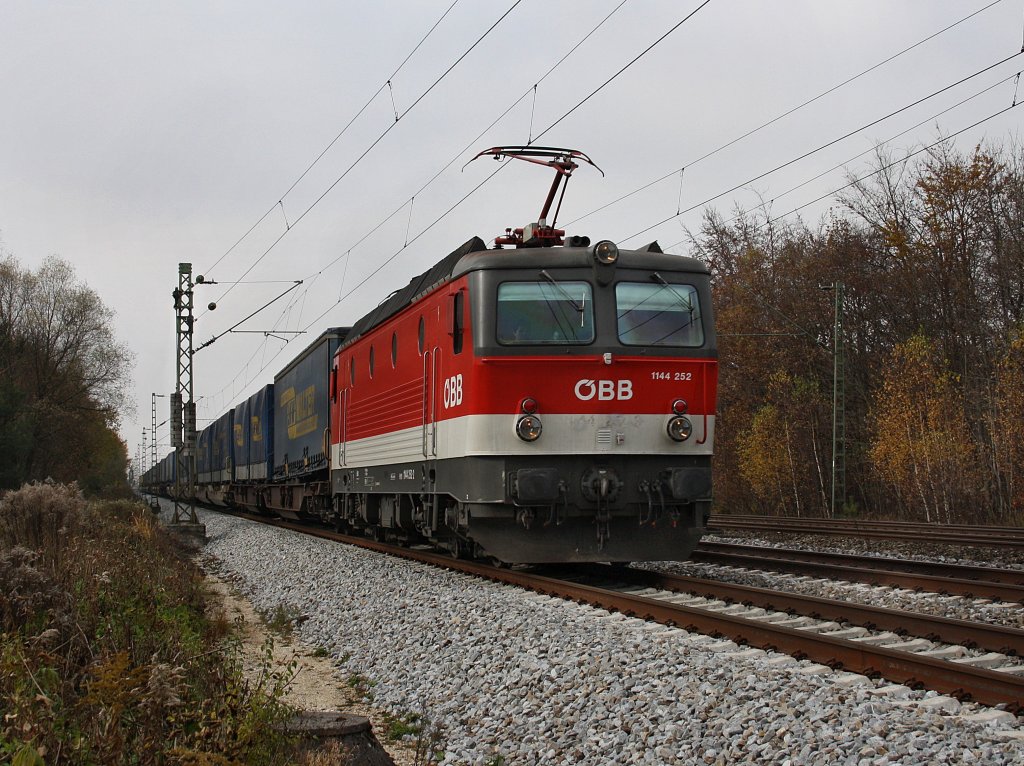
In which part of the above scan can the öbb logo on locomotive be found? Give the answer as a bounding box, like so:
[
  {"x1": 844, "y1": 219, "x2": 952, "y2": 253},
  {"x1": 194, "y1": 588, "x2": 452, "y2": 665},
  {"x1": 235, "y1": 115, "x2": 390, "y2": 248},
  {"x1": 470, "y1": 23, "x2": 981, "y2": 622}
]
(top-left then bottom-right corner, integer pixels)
[
  {"x1": 443, "y1": 373, "x2": 463, "y2": 409},
  {"x1": 573, "y1": 378, "x2": 634, "y2": 401},
  {"x1": 146, "y1": 146, "x2": 717, "y2": 565}
]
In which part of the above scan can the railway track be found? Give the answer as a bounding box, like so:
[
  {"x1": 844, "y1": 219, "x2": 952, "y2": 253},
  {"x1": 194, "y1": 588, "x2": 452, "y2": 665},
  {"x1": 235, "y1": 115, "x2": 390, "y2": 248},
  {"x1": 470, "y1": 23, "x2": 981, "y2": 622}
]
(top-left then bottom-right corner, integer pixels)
[
  {"x1": 708, "y1": 514, "x2": 1024, "y2": 549},
  {"x1": 219, "y1": 510, "x2": 1024, "y2": 711},
  {"x1": 697, "y1": 541, "x2": 1024, "y2": 585},
  {"x1": 561, "y1": 565, "x2": 1024, "y2": 658},
  {"x1": 691, "y1": 542, "x2": 1024, "y2": 602}
]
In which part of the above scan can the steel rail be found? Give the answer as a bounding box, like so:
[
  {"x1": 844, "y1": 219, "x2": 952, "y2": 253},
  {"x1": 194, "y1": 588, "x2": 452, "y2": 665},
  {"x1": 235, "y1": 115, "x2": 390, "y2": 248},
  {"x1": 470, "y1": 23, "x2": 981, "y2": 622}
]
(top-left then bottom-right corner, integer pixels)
[
  {"x1": 712, "y1": 514, "x2": 1024, "y2": 534},
  {"x1": 709, "y1": 515, "x2": 1024, "y2": 549},
  {"x1": 689, "y1": 549, "x2": 1024, "y2": 603},
  {"x1": 697, "y1": 541, "x2": 1024, "y2": 587},
  {"x1": 710, "y1": 524, "x2": 1024, "y2": 548},
  {"x1": 226, "y1": 511, "x2": 1024, "y2": 710},
  {"x1": 571, "y1": 564, "x2": 1024, "y2": 656}
]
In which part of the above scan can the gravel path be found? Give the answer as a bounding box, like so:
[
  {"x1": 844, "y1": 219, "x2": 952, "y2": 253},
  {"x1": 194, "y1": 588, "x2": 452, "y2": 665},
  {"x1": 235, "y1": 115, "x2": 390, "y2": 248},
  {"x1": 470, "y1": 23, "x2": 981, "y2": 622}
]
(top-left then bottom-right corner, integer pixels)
[{"x1": 196, "y1": 511, "x2": 1024, "y2": 765}]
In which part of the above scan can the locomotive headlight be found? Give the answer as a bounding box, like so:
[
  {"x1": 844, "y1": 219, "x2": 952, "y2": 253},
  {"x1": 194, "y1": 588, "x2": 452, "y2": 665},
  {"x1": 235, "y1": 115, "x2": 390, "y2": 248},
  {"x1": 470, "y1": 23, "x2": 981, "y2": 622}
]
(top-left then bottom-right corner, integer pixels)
[
  {"x1": 667, "y1": 415, "x2": 692, "y2": 442},
  {"x1": 516, "y1": 415, "x2": 543, "y2": 442},
  {"x1": 591, "y1": 240, "x2": 619, "y2": 265}
]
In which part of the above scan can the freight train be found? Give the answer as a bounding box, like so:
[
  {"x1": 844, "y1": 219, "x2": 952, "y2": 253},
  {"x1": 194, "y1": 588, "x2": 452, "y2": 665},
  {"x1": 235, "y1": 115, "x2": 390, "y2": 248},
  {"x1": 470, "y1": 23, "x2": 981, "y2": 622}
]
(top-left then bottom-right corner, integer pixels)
[{"x1": 141, "y1": 147, "x2": 718, "y2": 563}]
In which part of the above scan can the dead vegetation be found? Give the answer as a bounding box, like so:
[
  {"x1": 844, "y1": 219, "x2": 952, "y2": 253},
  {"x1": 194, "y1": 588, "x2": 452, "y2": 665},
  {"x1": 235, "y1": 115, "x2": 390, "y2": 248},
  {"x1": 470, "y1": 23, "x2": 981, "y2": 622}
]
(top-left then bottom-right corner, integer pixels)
[{"x1": 0, "y1": 482, "x2": 300, "y2": 764}]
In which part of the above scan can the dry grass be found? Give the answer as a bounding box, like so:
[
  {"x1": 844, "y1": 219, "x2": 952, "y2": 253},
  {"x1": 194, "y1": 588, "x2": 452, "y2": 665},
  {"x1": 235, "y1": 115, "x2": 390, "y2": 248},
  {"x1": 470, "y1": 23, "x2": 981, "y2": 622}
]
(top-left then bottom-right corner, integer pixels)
[{"x1": 0, "y1": 482, "x2": 300, "y2": 764}]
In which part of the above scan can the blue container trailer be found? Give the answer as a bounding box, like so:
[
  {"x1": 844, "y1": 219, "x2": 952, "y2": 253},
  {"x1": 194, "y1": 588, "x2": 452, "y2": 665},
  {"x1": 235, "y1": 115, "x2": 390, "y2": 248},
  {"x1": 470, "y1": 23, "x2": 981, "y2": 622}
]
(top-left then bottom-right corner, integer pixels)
[
  {"x1": 268, "y1": 328, "x2": 348, "y2": 516},
  {"x1": 230, "y1": 384, "x2": 275, "y2": 513}
]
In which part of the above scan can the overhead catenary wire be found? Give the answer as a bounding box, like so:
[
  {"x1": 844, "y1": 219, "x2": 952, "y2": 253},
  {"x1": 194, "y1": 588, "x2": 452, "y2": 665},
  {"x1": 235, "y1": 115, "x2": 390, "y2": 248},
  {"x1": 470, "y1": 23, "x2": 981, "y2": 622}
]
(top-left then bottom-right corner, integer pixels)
[
  {"x1": 207, "y1": 0, "x2": 525, "y2": 312},
  {"x1": 690, "y1": 100, "x2": 1023, "y2": 354},
  {"x1": 260, "y1": 0, "x2": 987, "y2": 322},
  {"x1": 196, "y1": 290, "x2": 303, "y2": 418},
  {"x1": 245, "y1": 0, "x2": 689, "y2": 313},
  {"x1": 618, "y1": 51, "x2": 1023, "y2": 244},
  {"x1": 200, "y1": 0, "x2": 631, "y2": 288},
  {"x1": 303, "y1": 162, "x2": 509, "y2": 334},
  {"x1": 563, "y1": 0, "x2": 1007, "y2": 229},
  {"x1": 296, "y1": 0, "x2": 632, "y2": 285},
  {"x1": 532, "y1": 0, "x2": 714, "y2": 144},
  {"x1": 287, "y1": 0, "x2": 701, "y2": 312},
  {"x1": 202, "y1": 0, "x2": 462, "y2": 279},
  {"x1": 663, "y1": 69, "x2": 1023, "y2": 252},
  {"x1": 212, "y1": 0, "x2": 698, "y2": 354},
  {"x1": 761, "y1": 101, "x2": 1023, "y2": 237},
  {"x1": 195, "y1": 281, "x2": 304, "y2": 351}
]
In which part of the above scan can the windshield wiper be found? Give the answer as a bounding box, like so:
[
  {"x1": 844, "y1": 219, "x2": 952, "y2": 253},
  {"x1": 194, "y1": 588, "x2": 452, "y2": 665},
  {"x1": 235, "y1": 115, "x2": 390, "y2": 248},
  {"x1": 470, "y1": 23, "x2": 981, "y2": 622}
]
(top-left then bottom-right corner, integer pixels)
[
  {"x1": 539, "y1": 270, "x2": 587, "y2": 332},
  {"x1": 652, "y1": 272, "x2": 694, "y2": 314},
  {"x1": 539, "y1": 270, "x2": 584, "y2": 313}
]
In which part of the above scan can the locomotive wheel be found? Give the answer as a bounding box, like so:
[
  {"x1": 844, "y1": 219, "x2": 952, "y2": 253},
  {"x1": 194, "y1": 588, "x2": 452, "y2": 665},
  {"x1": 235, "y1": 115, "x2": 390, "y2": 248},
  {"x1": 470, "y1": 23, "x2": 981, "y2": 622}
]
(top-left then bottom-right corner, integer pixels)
[{"x1": 450, "y1": 538, "x2": 472, "y2": 559}]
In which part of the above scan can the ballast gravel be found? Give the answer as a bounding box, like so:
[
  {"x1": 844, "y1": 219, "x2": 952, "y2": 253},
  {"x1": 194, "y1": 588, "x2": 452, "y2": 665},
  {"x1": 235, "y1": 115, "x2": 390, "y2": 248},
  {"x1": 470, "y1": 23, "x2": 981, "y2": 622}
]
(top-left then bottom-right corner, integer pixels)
[{"x1": 195, "y1": 511, "x2": 1024, "y2": 765}]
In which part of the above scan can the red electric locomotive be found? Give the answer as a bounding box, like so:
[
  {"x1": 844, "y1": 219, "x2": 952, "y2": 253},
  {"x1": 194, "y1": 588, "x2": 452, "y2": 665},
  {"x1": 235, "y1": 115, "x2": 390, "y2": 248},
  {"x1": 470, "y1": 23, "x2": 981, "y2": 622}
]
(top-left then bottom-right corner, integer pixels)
[{"x1": 326, "y1": 148, "x2": 717, "y2": 563}]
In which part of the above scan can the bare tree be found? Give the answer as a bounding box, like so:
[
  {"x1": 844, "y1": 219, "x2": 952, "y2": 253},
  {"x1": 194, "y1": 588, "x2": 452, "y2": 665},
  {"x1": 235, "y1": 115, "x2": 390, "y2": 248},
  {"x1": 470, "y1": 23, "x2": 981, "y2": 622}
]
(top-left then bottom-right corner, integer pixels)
[{"x1": 0, "y1": 253, "x2": 134, "y2": 488}]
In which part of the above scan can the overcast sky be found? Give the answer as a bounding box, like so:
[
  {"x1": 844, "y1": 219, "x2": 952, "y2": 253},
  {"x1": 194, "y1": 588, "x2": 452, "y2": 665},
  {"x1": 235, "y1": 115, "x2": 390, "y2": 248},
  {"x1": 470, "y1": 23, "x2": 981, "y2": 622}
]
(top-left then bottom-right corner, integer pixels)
[{"x1": 1, "y1": 0, "x2": 1021, "y2": 470}]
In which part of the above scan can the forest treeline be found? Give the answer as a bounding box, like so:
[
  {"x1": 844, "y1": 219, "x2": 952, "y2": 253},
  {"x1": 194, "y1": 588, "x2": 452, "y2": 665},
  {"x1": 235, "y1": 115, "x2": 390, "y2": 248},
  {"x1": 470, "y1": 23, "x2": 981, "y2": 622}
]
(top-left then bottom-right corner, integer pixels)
[
  {"x1": 0, "y1": 255, "x2": 133, "y2": 495},
  {"x1": 697, "y1": 141, "x2": 1024, "y2": 524}
]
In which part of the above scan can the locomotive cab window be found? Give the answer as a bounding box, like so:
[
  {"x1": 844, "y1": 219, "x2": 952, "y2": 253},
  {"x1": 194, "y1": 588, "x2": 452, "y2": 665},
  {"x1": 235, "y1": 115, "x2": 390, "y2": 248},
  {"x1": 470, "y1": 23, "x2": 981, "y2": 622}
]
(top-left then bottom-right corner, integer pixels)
[
  {"x1": 496, "y1": 281, "x2": 594, "y2": 345},
  {"x1": 452, "y1": 291, "x2": 465, "y2": 355},
  {"x1": 616, "y1": 282, "x2": 704, "y2": 347}
]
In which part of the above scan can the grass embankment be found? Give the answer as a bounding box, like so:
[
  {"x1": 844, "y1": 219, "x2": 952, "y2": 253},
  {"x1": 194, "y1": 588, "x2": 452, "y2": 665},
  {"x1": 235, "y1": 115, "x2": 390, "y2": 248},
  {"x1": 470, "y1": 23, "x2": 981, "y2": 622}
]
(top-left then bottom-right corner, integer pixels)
[{"x1": 0, "y1": 483, "x2": 296, "y2": 765}]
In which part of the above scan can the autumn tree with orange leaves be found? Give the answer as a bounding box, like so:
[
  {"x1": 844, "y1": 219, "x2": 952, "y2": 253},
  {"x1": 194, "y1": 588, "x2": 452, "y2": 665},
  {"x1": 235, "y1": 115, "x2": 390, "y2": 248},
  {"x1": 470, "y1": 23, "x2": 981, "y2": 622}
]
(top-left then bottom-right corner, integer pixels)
[
  {"x1": 694, "y1": 139, "x2": 1024, "y2": 523},
  {"x1": 992, "y1": 336, "x2": 1024, "y2": 515},
  {"x1": 869, "y1": 335, "x2": 981, "y2": 523}
]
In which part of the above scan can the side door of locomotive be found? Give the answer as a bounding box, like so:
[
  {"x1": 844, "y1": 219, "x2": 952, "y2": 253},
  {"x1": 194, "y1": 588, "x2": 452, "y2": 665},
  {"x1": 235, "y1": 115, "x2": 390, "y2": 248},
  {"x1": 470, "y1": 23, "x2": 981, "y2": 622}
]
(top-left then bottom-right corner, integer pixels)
[
  {"x1": 424, "y1": 285, "x2": 467, "y2": 459},
  {"x1": 435, "y1": 284, "x2": 472, "y2": 461}
]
